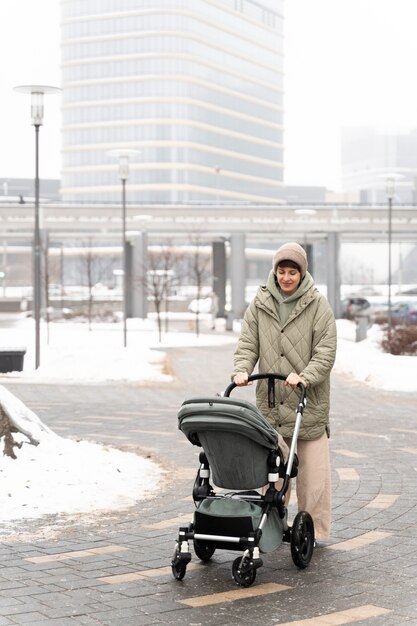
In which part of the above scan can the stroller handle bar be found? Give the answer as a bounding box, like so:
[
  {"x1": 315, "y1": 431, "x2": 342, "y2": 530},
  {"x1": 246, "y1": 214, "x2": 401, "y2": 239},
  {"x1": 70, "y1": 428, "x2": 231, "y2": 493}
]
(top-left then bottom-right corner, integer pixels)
[{"x1": 224, "y1": 373, "x2": 306, "y2": 409}]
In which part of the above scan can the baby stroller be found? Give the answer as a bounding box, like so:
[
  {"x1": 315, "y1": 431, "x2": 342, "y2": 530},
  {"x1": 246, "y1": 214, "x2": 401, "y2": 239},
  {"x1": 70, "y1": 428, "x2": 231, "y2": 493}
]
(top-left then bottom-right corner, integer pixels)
[{"x1": 171, "y1": 373, "x2": 315, "y2": 587}]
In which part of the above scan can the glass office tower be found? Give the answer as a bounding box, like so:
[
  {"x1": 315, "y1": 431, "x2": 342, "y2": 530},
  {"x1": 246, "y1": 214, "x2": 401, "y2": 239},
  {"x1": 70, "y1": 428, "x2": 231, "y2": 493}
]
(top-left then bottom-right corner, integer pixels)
[
  {"x1": 341, "y1": 127, "x2": 417, "y2": 203},
  {"x1": 60, "y1": 0, "x2": 284, "y2": 204}
]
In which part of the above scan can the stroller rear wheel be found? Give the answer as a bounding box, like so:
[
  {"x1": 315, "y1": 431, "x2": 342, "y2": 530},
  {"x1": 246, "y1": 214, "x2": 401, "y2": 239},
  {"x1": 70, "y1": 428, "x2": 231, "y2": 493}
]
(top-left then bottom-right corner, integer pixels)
[
  {"x1": 290, "y1": 511, "x2": 314, "y2": 569},
  {"x1": 232, "y1": 556, "x2": 257, "y2": 587},
  {"x1": 193, "y1": 540, "x2": 216, "y2": 562}
]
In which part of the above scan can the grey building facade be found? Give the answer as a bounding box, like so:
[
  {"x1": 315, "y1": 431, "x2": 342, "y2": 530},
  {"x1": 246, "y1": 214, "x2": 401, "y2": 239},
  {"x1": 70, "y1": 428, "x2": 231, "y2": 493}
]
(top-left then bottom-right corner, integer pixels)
[
  {"x1": 0, "y1": 178, "x2": 60, "y2": 203},
  {"x1": 341, "y1": 126, "x2": 417, "y2": 203},
  {"x1": 60, "y1": 0, "x2": 284, "y2": 204}
]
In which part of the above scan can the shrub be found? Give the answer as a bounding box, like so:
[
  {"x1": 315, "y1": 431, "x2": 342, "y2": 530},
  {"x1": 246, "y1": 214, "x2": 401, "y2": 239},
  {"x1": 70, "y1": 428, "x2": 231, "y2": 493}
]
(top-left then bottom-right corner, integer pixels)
[{"x1": 380, "y1": 324, "x2": 417, "y2": 355}]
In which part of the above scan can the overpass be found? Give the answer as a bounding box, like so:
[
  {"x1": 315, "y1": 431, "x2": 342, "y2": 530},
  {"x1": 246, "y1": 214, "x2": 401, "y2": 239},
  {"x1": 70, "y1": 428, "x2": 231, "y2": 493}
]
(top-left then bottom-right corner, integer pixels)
[
  {"x1": 1, "y1": 200, "x2": 416, "y2": 241},
  {"x1": 1, "y1": 200, "x2": 416, "y2": 319}
]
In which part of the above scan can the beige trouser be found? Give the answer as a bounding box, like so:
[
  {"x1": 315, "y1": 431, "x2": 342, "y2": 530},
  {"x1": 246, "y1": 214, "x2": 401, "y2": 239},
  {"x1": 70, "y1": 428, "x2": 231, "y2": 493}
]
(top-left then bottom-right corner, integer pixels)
[{"x1": 283, "y1": 431, "x2": 332, "y2": 541}]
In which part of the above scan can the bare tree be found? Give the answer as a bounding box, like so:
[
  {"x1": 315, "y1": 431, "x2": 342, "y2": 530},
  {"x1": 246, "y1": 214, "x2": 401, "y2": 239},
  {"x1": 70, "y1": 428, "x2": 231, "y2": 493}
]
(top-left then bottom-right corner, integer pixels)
[
  {"x1": 187, "y1": 233, "x2": 212, "y2": 338},
  {"x1": 78, "y1": 240, "x2": 117, "y2": 330},
  {"x1": 144, "y1": 242, "x2": 185, "y2": 342},
  {"x1": 160, "y1": 243, "x2": 187, "y2": 333}
]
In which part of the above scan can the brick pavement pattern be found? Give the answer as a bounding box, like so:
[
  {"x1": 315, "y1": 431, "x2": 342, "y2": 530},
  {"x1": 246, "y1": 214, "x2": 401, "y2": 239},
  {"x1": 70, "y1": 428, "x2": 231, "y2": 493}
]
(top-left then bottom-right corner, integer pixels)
[{"x1": 1, "y1": 339, "x2": 417, "y2": 625}]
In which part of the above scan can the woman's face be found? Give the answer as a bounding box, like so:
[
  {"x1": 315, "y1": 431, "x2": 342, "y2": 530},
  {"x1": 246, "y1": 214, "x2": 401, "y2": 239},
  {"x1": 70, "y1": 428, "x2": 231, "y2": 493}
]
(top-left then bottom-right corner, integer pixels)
[{"x1": 276, "y1": 265, "x2": 301, "y2": 296}]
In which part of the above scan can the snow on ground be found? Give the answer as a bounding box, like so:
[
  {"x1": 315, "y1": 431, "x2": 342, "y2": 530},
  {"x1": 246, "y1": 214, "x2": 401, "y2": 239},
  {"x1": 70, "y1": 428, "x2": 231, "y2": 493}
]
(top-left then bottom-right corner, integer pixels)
[
  {"x1": 0, "y1": 314, "x2": 237, "y2": 384},
  {"x1": 0, "y1": 314, "x2": 415, "y2": 528},
  {"x1": 334, "y1": 319, "x2": 416, "y2": 393},
  {"x1": 1, "y1": 432, "x2": 159, "y2": 522}
]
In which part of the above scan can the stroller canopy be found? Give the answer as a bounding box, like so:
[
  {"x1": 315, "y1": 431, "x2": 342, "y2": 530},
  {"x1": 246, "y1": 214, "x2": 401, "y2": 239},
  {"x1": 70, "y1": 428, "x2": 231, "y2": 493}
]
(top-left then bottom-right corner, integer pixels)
[{"x1": 178, "y1": 396, "x2": 281, "y2": 489}]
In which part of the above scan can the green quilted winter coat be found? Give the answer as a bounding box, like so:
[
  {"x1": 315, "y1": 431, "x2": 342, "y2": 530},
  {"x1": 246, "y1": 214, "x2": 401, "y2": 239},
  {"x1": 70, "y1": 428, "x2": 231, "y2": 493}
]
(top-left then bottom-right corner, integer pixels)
[{"x1": 232, "y1": 271, "x2": 337, "y2": 440}]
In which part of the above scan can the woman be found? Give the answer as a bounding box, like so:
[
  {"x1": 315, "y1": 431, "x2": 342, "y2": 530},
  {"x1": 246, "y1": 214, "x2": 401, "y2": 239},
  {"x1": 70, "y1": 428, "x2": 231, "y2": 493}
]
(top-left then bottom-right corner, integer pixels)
[{"x1": 232, "y1": 242, "x2": 337, "y2": 543}]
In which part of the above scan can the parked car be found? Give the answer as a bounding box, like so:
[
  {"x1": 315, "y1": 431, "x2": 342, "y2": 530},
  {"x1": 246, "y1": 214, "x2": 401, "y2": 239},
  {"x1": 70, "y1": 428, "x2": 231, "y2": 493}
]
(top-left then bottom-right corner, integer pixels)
[
  {"x1": 390, "y1": 302, "x2": 417, "y2": 324},
  {"x1": 371, "y1": 302, "x2": 417, "y2": 325},
  {"x1": 341, "y1": 297, "x2": 370, "y2": 320}
]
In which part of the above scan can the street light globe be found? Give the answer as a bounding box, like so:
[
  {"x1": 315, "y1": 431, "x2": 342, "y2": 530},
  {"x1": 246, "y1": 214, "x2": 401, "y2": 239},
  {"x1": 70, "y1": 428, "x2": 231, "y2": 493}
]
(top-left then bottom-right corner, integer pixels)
[
  {"x1": 376, "y1": 172, "x2": 405, "y2": 200},
  {"x1": 14, "y1": 85, "x2": 61, "y2": 126},
  {"x1": 107, "y1": 149, "x2": 141, "y2": 181}
]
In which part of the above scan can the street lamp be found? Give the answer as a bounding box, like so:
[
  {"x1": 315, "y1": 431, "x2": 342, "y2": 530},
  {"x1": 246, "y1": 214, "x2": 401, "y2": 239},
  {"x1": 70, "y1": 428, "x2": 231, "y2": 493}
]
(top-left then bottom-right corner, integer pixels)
[
  {"x1": 383, "y1": 173, "x2": 403, "y2": 341},
  {"x1": 107, "y1": 149, "x2": 140, "y2": 347},
  {"x1": 14, "y1": 84, "x2": 61, "y2": 369},
  {"x1": 385, "y1": 176, "x2": 396, "y2": 341}
]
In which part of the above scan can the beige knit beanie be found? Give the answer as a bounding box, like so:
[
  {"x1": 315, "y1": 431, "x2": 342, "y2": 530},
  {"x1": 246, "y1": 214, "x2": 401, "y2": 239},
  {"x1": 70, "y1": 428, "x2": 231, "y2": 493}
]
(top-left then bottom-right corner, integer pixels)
[{"x1": 272, "y1": 242, "x2": 308, "y2": 277}]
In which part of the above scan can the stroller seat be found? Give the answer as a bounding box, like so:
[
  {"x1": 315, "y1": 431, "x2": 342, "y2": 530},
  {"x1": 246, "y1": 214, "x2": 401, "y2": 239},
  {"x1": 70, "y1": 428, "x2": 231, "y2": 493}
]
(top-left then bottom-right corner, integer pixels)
[{"x1": 178, "y1": 395, "x2": 287, "y2": 490}]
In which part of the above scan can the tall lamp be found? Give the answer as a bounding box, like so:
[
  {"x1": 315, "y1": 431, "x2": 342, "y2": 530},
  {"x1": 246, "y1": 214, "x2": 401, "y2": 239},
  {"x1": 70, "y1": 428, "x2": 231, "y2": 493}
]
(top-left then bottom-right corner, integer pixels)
[
  {"x1": 107, "y1": 149, "x2": 139, "y2": 347},
  {"x1": 14, "y1": 85, "x2": 61, "y2": 369},
  {"x1": 383, "y1": 173, "x2": 404, "y2": 341},
  {"x1": 386, "y1": 176, "x2": 395, "y2": 340}
]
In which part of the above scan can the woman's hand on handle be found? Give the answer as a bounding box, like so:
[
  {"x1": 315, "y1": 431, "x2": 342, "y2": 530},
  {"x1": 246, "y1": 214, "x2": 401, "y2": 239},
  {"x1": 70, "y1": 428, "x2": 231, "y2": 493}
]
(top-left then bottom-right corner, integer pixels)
[
  {"x1": 233, "y1": 372, "x2": 252, "y2": 386},
  {"x1": 285, "y1": 372, "x2": 306, "y2": 390}
]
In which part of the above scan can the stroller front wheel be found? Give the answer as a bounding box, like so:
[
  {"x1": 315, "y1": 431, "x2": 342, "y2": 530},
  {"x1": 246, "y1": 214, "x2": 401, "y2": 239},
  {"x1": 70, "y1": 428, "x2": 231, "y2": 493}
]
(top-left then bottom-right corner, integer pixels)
[
  {"x1": 232, "y1": 556, "x2": 257, "y2": 587},
  {"x1": 290, "y1": 511, "x2": 315, "y2": 569},
  {"x1": 171, "y1": 560, "x2": 187, "y2": 580},
  {"x1": 171, "y1": 543, "x2": 191, "y2": 581}
]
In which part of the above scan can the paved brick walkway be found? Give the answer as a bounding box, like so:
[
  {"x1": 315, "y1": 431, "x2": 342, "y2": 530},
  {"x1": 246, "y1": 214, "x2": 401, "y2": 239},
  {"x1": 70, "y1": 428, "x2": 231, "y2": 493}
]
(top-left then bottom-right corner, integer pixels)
[{"x1": 1, "y1": 339, "x2": 417, "y2": 625}]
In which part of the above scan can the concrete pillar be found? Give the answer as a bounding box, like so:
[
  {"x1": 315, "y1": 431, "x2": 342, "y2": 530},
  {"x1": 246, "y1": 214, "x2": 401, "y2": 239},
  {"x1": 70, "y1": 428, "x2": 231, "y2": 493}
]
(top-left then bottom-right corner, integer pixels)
[
  {"x1": 304, "y1": 243, "x2": 314, "y2": 277},
  {"x1": 229, "y1": 233, "x2": 246, "y2": 320},
  {"x1": 327, "y1": 232, "x2": 341, "y2": 318},
  {"x1": 125, "y1": 241, "x2": 133, "y2": 317},
  {"x1": 128, "y1": 231, "x2": 148, "y2": 318},
  {"x1": 212, "y1": 239, "x2": 226, "y2": 317}
]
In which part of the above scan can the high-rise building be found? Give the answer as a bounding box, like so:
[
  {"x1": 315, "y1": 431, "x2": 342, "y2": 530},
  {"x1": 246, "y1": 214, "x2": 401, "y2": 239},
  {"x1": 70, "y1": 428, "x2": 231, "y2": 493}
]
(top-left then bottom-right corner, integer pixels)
[
  {"x1": 341, "y1": 126, "x2": 417, "y2": 203},
  {"x1": 60, "y1": 0, "x2": 284, "y2": 204}
]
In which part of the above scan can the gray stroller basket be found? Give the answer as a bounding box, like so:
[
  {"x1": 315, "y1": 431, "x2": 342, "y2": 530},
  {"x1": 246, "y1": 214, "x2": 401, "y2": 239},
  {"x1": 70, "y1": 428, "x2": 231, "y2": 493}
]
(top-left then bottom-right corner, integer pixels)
[{"x1": 171, "y1": 373, "x2": 315, "y2": 587}]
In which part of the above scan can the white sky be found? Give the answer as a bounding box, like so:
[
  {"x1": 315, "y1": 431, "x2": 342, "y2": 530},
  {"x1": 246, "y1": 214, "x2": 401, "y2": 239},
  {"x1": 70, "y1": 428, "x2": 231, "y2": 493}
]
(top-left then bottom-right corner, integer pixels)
[
  {"x1": 0, "y1": 316, "x2": 415, "y2": 528},
  {"x1": 1, "y1": 1, "x2": 417, "y2": 189},
  {"x1": 284, "y1": 0, "x2": 417, "y2": 189}
]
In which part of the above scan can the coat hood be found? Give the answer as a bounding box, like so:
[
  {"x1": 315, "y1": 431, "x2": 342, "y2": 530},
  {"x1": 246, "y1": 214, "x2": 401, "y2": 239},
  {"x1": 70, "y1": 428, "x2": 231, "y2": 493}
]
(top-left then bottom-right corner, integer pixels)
[
  {"x1": 266, "y1": 269, "x2": 314, "y2": 303},
  {"x1": 265, "y1": 270, "x2": 314, "y2": 325}
]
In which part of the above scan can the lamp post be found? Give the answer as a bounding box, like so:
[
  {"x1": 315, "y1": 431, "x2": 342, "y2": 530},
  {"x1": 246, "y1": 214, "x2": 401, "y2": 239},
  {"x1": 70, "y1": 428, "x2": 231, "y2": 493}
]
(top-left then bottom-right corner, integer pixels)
[
  {"x1": 14, "y1": 85, "x2": 61, "y2": 369},
  {"x1": 385, "y1": 176, "x2": 395, "y2": 341},
  {"x1": 382, "y1": 173, "x2": 404, "y2": 341},
  {"x1": 107, "y1": 149, "x2": 139, "y2": 347}
]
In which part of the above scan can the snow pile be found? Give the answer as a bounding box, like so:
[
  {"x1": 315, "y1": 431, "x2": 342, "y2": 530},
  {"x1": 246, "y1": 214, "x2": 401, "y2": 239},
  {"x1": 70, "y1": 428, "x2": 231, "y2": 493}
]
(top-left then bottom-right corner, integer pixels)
[
  {"x1": 1, "y1": 433, "x2": 160, "y2": 522},
  {"x1": 0, "y1": 384, "x2": 54, "y2": 444},
  {"x1": 335, "y1": 320, "x2": 416, "y2": 392}
]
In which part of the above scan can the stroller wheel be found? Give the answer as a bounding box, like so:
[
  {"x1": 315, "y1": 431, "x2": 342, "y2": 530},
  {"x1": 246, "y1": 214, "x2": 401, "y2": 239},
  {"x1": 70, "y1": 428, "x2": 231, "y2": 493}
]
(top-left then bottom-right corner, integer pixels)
[
  {"x1": 171, "y1": 544, "x2": 190, "y2": 581},
  {"x1": 290, "y1": 511, "x2": 315, "y2": 569},
  {"x1": 171, "y1": 559, "x2": 187, "y2": 580},
  {"x1": 232, "y1": 557, "x2": 257, "y2": 587},
  {"x1": 193, "y1": 540, "x2": 216, "y2": 562}
]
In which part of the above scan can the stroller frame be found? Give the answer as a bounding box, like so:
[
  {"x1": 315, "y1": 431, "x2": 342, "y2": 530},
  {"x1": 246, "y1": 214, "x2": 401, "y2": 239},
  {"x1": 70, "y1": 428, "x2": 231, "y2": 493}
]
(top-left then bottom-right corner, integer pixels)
[{"x1": 171, "y1": 373, "x2": 315, "y2": 587}]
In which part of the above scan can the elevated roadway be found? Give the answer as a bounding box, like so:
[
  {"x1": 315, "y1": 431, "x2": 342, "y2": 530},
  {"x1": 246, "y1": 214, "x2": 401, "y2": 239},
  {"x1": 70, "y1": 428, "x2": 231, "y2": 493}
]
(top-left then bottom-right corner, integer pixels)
[
  {"x1": 1, "y1": 201, "x2": 416, "y2": 318},
  {"x1": 1, "y1": 201, "x2": 417, "y2": 243}
]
